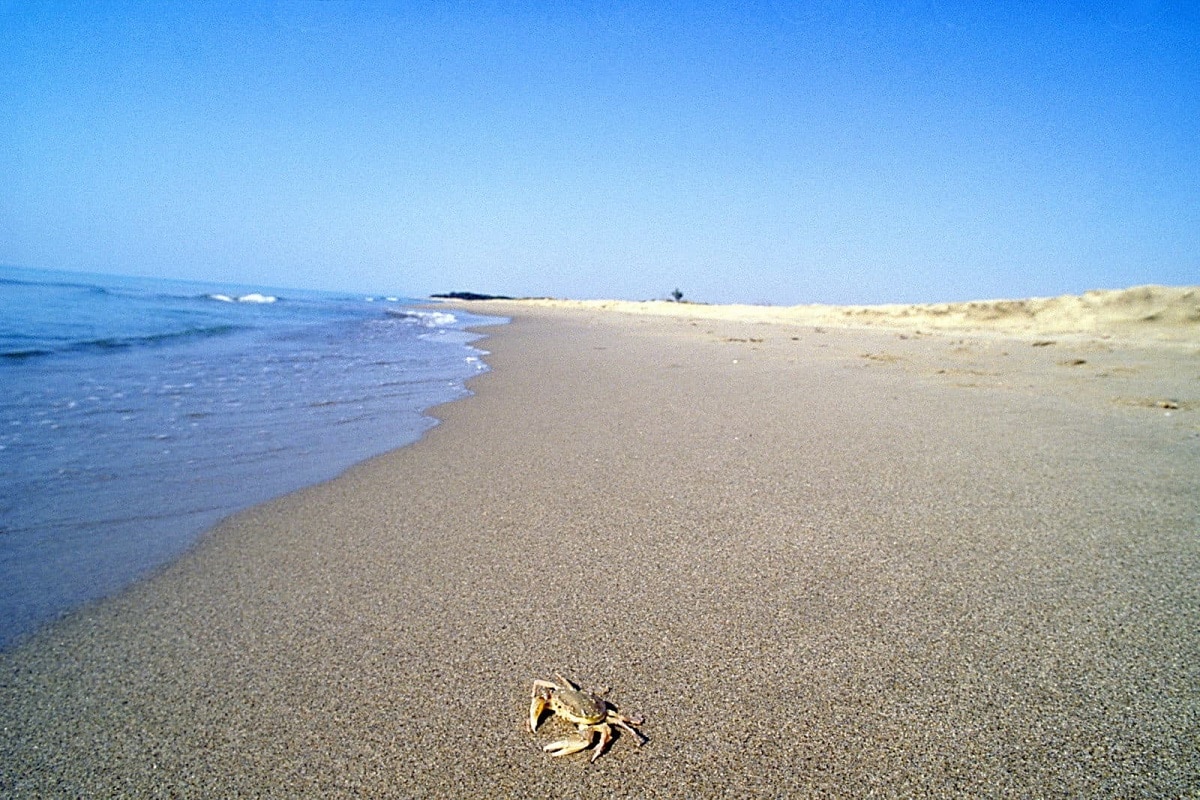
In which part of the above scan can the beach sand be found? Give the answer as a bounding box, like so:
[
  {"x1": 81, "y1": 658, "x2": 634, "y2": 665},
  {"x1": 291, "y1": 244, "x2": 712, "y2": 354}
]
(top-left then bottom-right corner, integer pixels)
[
  {"x1": 2, "y1": 291, "x2": 1198, "y2": 797},
  {"x1": 513, "y1": 285, "x2": 1200, "y2": 346}
]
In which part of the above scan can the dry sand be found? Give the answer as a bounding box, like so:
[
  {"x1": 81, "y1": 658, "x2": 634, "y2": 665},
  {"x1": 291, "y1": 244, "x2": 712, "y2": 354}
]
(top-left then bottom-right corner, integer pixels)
[
  {"x1": 517, "y1": 284, "x2": 1200, "y2": 346},
  {"x1": 2, "y1": 290, "x2": 1198, "y2": 797}
]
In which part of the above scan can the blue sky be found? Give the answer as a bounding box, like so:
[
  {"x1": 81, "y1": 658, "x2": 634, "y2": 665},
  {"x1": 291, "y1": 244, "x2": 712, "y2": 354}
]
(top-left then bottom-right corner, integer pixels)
[{"x1": 2, "y1": 2, "x2": 1197, "y2": 304}]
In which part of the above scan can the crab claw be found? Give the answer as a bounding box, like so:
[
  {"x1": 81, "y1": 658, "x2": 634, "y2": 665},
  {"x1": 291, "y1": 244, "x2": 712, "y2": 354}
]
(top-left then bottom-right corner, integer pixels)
[
  {"x1": 529, "y1": 695, "x2": 549, "y2": 732},
  {"x1": 543, "y1": 728, "x2": 595, "y2": 758}
]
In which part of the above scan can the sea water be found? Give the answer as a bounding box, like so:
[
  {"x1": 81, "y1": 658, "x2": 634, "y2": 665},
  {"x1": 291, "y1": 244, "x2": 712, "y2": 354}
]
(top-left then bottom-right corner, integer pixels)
[{"x1": 0, "y1": 265, "x2": 504, "y2": 649}]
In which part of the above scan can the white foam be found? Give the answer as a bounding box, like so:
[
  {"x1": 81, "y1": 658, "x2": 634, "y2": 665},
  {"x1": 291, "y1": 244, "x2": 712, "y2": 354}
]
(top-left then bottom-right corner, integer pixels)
[
  {"x1": 237, "y1": 293, "x2": 277, "y2": 304},
  {"x1": 385, "y1": 309, "x2": 458, "y2": 327},
  {"x1": 208, "y1": 294, "x2": 235, "y2": 303}
]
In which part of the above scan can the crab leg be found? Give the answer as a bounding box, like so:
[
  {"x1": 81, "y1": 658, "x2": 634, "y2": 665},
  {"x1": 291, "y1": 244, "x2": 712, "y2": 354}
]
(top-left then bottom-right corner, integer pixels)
[
  {"x1": 589, "y1": 723, "x2": 613, "y2": 762},
  {"x1": 609, "y1": 715, "x2": 647, "y2": 745},
  {"x1": 554, "y1": 674, "x2": 580, "y2": 691}
]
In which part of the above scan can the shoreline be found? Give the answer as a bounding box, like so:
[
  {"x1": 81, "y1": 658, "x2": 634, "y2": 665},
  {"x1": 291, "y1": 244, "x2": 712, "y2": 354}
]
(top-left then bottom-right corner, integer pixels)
[
  {"x1": 2, "y1": 301, "x2": 1197, "y2": 796},
  {"x1": 0, "y1": 298, "x2": 502, "y2": 653}
]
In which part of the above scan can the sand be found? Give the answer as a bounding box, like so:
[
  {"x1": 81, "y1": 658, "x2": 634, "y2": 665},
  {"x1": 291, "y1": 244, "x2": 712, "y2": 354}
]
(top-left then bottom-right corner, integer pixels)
[
  {"x1": 514, "y1": 284, "x2": 1200, "y2": 345},
  {"x1": 2, "y1": 291, "x2": 1198, "y2": 797}
]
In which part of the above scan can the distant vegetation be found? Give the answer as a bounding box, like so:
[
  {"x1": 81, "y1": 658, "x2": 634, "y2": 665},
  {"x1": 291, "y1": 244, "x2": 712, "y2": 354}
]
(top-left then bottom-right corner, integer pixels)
[{"x1": 430, "y1": 291, "x2": 515, "y2": 301}]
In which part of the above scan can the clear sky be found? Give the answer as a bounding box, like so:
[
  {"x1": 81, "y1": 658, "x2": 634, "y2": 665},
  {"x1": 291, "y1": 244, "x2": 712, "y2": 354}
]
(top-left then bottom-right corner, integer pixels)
[{"x1": 2, "y1": 2, "x2": 1197, "y2": 304}]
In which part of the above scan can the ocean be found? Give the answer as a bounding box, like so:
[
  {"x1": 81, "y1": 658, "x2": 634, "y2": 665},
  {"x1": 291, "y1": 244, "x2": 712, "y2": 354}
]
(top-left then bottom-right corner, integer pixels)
[{"x1": 0, "y1": 265, "x2": 504, "y2": 649}]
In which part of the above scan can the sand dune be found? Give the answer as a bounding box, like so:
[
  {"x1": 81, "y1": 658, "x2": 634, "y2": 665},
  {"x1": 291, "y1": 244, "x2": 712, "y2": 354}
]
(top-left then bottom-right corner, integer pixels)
[{"x1": 506, "y1": 285, "x2": 1200, "y2": 344}]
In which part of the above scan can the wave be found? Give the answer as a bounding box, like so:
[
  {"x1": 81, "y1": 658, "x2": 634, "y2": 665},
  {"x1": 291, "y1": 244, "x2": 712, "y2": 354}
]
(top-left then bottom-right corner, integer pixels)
[
  {"x1": 205, "y1": 292, "x2": 278, "y2": 304},
  {"x1": 0, "y1": 274, "x2": 108, "y2": 292},
  {"x1": 384, "y1": 308, "x2": 458, "y2": 327},
  {"x1": 77, "y1": 324, "x2": 243, "y2": 351},
  {"x1": 1, "y1": 348, "x2": 54, "y2": 361},
  {"x1": 2, "y1": 324, "x2": 242, "y2": 361}
]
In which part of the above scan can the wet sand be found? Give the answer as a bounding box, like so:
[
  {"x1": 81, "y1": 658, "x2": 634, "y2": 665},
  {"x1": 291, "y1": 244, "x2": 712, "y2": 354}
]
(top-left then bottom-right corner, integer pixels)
[{"x1": 2, "y1": 298, "x2": 1198, "y2": 797}]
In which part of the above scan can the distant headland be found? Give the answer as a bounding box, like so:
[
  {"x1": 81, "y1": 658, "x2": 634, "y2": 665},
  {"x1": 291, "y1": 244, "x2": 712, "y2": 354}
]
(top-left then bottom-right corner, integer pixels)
[{"x1": 429, "y1": 291, "x2": 516, "y2": 301}]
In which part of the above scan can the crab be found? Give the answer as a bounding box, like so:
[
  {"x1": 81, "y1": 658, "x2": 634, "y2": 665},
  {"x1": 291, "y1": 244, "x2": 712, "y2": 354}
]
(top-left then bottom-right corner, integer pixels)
[{"x1": 528, "y1": 674, "x2": 647, "y2": 762}]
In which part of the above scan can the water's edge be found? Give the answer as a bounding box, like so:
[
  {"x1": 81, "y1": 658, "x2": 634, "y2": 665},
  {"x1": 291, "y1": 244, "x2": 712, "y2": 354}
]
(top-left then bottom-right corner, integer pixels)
[{"x1": 1, "y1": 305, "x2": 510, "y2": 651}]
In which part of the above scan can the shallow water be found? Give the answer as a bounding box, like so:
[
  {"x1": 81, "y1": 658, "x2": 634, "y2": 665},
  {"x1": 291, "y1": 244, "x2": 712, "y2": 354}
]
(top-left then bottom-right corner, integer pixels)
[{"x1": 0, "y1": 266, "x2": 504, "y2": 648}]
